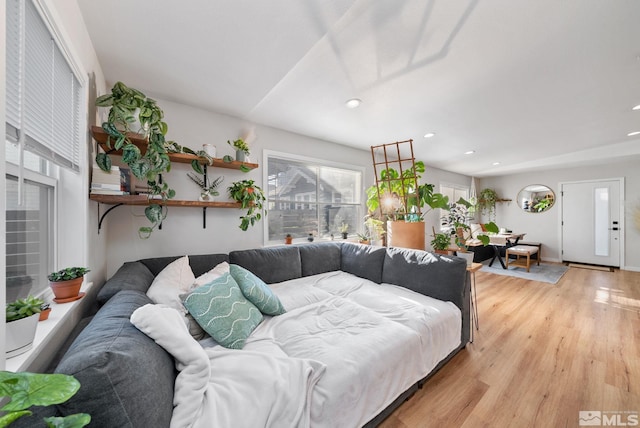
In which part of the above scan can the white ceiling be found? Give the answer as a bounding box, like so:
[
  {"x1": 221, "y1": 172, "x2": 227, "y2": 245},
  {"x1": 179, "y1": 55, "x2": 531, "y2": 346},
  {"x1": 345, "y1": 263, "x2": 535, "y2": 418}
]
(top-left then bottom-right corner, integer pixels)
[{"x1": 77, "y1": 0, "x2": 640, "y2": 177}]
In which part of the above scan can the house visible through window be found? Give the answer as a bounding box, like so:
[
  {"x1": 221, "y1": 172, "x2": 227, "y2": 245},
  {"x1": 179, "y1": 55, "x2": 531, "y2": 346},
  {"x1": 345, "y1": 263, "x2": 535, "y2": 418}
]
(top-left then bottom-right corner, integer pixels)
[
  {"x1": 266, "y1": 153, "x2": 363, "y2": 243},
  {"x1": 5, "y1": 172, "x2": 54, "y2": 300}
]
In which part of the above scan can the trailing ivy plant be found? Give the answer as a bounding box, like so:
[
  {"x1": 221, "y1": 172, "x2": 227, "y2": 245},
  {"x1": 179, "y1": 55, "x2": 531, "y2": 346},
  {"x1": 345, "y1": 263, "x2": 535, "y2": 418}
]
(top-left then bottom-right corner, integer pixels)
[
  {"x1": 95, "y1": 82, "x2": 222, "y2": 238},
  {"x1": 478, "y1": 188, "x2": 498, "y2": 221},
  {"x1": 228, "y1": 180, "x2": 266, "y2": 231},
  {"x1": 95, "y1": 82, "x2": 175, "y2": 238}
]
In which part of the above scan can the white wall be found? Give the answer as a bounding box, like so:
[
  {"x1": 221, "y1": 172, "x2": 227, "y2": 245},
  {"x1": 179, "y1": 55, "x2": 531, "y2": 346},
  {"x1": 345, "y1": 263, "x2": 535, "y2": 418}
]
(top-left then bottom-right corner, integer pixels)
[
  {"x1": 103, "y1": 99, "x2": 375, "y2": 276},
  {"x1": 479, "y1": 159, "x2": 640, "y2": 270}
]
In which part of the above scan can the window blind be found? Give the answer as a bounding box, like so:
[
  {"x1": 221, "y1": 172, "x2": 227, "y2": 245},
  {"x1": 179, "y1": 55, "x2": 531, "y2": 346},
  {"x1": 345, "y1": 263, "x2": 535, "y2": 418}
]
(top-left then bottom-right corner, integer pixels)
[{"x1": 5, "y1": 0, "x2": 82, "y2": 172}]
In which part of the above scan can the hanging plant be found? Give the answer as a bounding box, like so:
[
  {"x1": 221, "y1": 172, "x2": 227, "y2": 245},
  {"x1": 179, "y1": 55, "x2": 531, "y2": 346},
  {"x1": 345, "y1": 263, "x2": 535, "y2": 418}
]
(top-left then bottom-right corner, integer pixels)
[
  {"x1": 95, "y1": 82, "x2": 218, "y2": 238},
  {"x1": 228, "y1": 180, "x2": 266, "y2": 231},
  {"x1": 95, "y1": 82, "x2": 174, "y2": 238},
  {"x1": 478, "y1": 188, "x2": 498, "y2": 221}
]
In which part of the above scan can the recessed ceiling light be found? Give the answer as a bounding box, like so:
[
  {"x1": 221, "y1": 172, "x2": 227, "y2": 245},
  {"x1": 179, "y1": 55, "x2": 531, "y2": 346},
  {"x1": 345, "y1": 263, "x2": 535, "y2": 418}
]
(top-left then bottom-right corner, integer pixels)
[
  {"x1": 345, "y1": 98, "x2": 362, "y2": 109},
  {"x1": 423, "y1": 132, "x2": 436, "y2": 138},
  {"x1": 464, "y1": 150, "x2": 475, "y2": 155},
  {"x1": 628, "y1": 131, "x2": 640, "y2": 136},
  {"x1": 492, "y1": 162, "x2": 500, "y2": 166},
  {"x1": 632, "y1": 104, "x2": 640, "y2": 111}
]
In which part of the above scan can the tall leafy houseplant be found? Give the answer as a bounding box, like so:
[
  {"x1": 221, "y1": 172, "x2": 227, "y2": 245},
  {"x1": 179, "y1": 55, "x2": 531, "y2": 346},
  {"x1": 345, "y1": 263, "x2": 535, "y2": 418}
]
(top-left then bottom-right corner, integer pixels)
[
  {"x1": 365, "y1": 161, "x2": 449, "y2": 221},
  {"x1": 228, "y1": 180, "x2": 266, "y2": 231},
  {"x1": 95, "y1": 82, "x2": 174, "y2": 238},
  {"x1": 0, "y1": 371, "x2": 90, "y2": 427}
]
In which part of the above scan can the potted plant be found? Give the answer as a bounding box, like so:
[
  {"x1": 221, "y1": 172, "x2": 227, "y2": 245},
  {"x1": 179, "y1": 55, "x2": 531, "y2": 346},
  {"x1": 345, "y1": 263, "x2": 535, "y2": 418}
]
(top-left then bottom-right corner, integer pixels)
[
  {"x1": 366, "y1": 160, "x2": 449, "y2": 250},
  {"x1": 363, "y1": 216, "x2": 385, "y2": 245},
  {"x1": 357, "y1": 232, "x2": 371, "y2": 245},
  {"x1": 339, "y1": 222, "x2": 349, "y2": 239},
  {"x1": 284, "y1": 234, "x2": 293, "y2": 245},
  {"x1": 48, "y1": 267, "x2": 90, "y2": 302},
  {"x1": 478, "y1": 188, "x2": 498, "y2": 221},
  {"x1": 227, "y1": 138, "x2": 250, "y2": 162},
  {"x1": 39, "y1": 303, "x2": 51, "y2": 321},
  {"x1": 187, "y1": 172, "x2": 223, "y2": 201},
  {"x1": 0, "y1": 370, "x2": 90, "y2": 427},
  {"x1": 441, "y1": 201, "x2": 499, "y2": 265},
  {"x1": 95, "y1": 82, "x2": 175, "y2": 238},
  {"x1": 227, "y1": 180, "x2": 266, "y2": 231},
  {"x1": 6, "y1": 295, "x2": 44, "y2": 358},
  {"x1": 430, "y1": 232, "x2": 452, "y2": 254}
]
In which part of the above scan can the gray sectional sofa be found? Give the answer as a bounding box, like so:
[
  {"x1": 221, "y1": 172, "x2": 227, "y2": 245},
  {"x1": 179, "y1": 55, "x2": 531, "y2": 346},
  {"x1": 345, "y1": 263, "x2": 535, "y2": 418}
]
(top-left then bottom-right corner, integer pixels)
[{"x1": 18, "y1": 242, "x2": 470, "y2": 427}]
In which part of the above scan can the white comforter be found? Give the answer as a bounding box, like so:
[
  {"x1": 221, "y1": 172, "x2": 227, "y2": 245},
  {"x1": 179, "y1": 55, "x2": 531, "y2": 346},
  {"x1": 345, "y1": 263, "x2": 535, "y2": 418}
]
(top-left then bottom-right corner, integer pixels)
[{"x1": 131, "y1": 271, "x2": 461, "y2": 428}]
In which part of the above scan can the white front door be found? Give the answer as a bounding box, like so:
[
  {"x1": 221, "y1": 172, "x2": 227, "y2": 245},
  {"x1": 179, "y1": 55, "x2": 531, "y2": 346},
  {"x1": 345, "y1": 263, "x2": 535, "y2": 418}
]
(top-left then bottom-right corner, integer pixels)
[{"x1": 561, "y1": 179, "x2": 621, "y2": 267}]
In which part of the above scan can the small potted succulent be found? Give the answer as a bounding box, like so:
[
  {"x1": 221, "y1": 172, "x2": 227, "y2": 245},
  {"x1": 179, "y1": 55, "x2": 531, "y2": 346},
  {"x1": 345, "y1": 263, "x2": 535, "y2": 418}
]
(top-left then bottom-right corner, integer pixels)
[
  {"x1": 228, "y1": 180, "x2": 266, "y2": 231},
  {"x1": 357, "y1": 232, "x2": 371, "y2": 245},
  {"x1": 339, "y1": 222, "x2": 349, "y2": 239},
  {"x1": 48, "y1": 267, "x2": 90, "y2": 302},
  {"x1": 6, "y1": 295, "x2": 44, "y2": 357},
  {"x1": 285, "y1": 234, "x2": 293, "y2": 245},
  {"x1": 39, "y1": 302, "x2": 52, "y2": 321}
]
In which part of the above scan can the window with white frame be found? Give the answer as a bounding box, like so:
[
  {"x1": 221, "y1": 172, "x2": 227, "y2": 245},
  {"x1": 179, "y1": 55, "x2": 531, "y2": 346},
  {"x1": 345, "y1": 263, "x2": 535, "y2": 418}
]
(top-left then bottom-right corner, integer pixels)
[
  {"x1": 5, "y1": 0, "x2": 85, "y2": 299},
  {"x1": 265, "y1": 153, "x2": 363, "y2": 242}
]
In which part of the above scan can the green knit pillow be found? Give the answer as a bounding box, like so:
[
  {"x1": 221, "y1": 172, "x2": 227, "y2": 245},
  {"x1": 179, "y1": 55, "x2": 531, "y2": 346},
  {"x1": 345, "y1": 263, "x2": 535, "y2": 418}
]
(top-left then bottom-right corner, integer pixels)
[
  {"x1": 229, "y1": 264, "x2": 286, "y2": 316},
  {"x1": 182, "y1": 272, "x2": 263, "y2": 349}
]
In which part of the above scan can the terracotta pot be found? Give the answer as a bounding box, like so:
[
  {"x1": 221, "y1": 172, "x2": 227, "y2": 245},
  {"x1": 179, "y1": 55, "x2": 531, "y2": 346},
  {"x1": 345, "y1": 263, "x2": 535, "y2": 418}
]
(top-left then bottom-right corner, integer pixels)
[
  {"x1": 387, "y1": 221, "x2": 425, "y2": 250},
  {"x1": 285, "y1": 236, "x2": 293, "y2": 245},
  {"x1": 39, "y1": 308, "x2": 51, "y2": 321},
  {"x1": 49, "y1": 277, "x2": 83, "y2": 300}
]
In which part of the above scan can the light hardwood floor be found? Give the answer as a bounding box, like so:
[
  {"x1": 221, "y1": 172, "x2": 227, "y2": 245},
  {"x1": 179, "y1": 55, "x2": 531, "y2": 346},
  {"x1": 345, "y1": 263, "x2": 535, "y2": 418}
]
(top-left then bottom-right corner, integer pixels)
[{"x1": 380, "y1": 265, "x2": 640, "y2": 428}]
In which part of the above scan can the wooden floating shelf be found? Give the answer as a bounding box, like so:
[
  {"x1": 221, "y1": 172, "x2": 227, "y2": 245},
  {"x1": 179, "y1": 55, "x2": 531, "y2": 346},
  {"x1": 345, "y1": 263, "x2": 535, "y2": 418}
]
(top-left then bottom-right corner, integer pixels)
[
  {"x1": 89, "y1": 194, "x2": 241, "y2": 208},
  {"x1": 90, "y1": 126, "x2": 258, "y2": 171}
]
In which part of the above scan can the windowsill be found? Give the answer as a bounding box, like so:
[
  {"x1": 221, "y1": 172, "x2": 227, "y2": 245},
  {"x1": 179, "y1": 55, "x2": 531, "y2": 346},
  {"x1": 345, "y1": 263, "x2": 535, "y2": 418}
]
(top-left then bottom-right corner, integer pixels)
[{"x1": 5, "y1": 281, "x2": 94, "y2": 373}]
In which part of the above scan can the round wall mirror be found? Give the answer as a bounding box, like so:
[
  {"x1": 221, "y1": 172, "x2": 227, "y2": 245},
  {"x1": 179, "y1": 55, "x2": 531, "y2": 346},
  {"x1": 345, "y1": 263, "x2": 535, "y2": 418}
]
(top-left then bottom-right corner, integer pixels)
[{"x1": 517, "y1": 184, "x2": 555, "y2": 213}]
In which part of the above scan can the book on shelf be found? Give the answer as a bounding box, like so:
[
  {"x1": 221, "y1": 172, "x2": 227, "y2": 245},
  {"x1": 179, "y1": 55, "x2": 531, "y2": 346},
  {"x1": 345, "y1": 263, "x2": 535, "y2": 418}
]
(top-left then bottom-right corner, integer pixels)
[
  {"x1": 92, "y1": 166, "x2": 121, "y2": 186},
  {"x1": 91, "y1": 183, "x2": 121, "y2": 191},
  {"x1": 90, "y1": 189, "x2": 127, "y2": 196}
]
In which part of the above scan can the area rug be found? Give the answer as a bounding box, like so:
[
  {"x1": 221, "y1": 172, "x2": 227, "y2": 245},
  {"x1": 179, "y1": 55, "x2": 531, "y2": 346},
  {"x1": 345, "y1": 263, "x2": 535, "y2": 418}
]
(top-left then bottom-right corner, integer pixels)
[{"x1": 480, "y1": 261, "x2": 569, "y2": 284}]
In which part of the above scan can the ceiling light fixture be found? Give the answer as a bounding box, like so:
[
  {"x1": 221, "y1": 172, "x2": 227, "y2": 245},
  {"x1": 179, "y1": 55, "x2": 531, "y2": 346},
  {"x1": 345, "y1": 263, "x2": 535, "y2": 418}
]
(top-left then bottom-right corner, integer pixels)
[
  {"x1": 492, "y1": 162, "x2": 500, "y2": 166},
  {"x1": 345, "y1": 98, "x2": 362, "y2": 109},
  {"x1": 423, "y1": 132, "x2": 435, "y2": 138},
  {"x1": 632, "y1": 104, "x2": 640, "y2": 111},
  {"x1": 464, "y1": 150, "x2": 475, "y2": 155},
  {"x1": 628, "y1": 131, "x2": 640, "y2": 136}
]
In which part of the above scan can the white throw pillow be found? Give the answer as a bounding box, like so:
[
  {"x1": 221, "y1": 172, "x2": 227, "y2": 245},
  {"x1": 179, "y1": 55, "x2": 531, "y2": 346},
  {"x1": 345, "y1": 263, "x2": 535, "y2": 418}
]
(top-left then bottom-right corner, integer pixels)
[
  {"x1": 192, "y1": 261, "x2": 230, "y2": 289},
  {"x1": 146, "y1": 256, "x2": 196, "y2": 313}
]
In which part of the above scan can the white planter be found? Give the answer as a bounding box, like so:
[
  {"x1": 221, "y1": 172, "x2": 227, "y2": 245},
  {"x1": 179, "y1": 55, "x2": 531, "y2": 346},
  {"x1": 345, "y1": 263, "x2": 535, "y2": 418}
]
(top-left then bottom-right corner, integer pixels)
[
  {"x1": 6, "y1": 314, "x2": 39, "y2": 358},
  {"x1": 457, "y1": 251, "x2": 475, "y2": 267}
]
